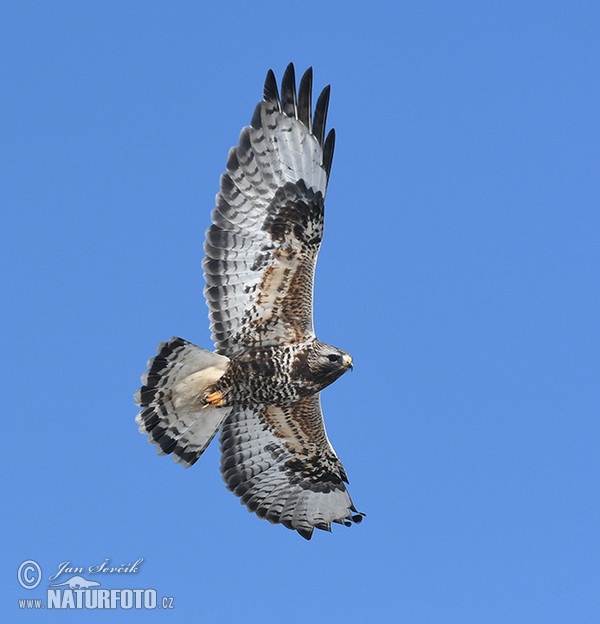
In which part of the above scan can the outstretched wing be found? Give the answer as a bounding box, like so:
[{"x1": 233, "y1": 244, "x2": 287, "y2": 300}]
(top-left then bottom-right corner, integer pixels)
[
  {"x1": 204, "y1": 63, "x2": 335, "y2": 357},
  {"x1": 220, "y1": 395, "x2": 363, "y2": 540}
]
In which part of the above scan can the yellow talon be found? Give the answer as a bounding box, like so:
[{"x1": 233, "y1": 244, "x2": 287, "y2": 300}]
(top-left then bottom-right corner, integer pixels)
[{"x1": 203, "y1": 390, "x2": 224, "y2": 407}]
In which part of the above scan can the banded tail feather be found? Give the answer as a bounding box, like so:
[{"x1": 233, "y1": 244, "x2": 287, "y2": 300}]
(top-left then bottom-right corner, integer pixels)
[{"x1": 134, "y1": 337, "x2": 232, "y2": 468}]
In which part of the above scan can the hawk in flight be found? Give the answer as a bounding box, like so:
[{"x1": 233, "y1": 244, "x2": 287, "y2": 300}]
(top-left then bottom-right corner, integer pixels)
[{"x1": 135, "y1": 64, "x2": 363, "y2": 539}]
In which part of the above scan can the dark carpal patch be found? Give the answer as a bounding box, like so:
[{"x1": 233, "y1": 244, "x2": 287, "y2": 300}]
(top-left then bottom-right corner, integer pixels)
[{"x1": 263, "y1": 180, "x2": 324, "y2": 247}]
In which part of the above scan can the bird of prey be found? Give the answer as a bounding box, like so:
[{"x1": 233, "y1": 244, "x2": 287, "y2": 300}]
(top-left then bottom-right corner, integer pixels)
[{"x1": 135, "y1": 63, "x2": 363, "y2": 539}]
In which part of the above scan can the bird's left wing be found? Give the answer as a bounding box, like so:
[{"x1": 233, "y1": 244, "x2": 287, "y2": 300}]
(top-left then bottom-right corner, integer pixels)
[
  {"x1": 219, "y1": 394, "x2": 363, "y2": 539},
  {"x1": 204, "y1": 63, "x2": 335, "y2": 357}
]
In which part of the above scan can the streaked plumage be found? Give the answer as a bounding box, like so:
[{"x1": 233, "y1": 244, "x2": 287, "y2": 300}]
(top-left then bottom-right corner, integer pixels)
[{"x1": 135, "y1": 64, "x2": 363, "y2": 539}]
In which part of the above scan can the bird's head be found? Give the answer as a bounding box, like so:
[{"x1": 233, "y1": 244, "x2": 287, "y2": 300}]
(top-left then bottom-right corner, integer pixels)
[{"x1": 306, "y1": 341, "x2": 353, "y2": 389}]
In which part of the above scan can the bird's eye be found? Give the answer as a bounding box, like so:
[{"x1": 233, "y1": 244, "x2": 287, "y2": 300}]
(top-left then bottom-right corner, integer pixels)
[{"x1": 327, "y1": 354, "x2": 341, "y2": 363}]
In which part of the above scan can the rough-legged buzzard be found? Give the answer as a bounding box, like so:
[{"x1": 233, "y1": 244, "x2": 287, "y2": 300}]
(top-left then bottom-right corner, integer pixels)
[{"x1": 135, "y1": 64, "x2": 363, "y2": 540}]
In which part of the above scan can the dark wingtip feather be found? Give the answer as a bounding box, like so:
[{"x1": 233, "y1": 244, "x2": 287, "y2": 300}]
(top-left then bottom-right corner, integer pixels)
[
  {"x1": 263, "y1": 69, "x2": 281, "y2": 110},
  {"x1": 312, "y1": 84, "x2": 331, "y2": 147},
  {"x1": 226, "y1": 147, "x2": 239, "y2": 172},
  {"x1": 250, "y1": 102, "x2": 263, "y2": 129},
  {"x1": 297, "y1": 67, "x2": 313, "y2": 130},
  {"x1": 297, "y1": 527, "x2": 314, "y2": 540},
  {"x1": 281, "y1": 63, "x2": 297, "y2": 117},
  {"x1": 315, "y1": 522, "x2": 332, "y2": 532},
  {"x1": 323, "y1": 128, "x2": 335, "y2": 179}
]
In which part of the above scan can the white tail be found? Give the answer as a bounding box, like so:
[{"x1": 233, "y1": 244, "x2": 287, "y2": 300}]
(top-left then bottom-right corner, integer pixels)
[{"x1": 134, "y1": 337, "x2": 231, "y2": 468}]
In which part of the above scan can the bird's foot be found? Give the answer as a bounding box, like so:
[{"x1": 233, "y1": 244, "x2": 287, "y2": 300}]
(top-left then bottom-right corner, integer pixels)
[{"x1": 203, "y1": 389, "x2": 224, "y2": 408}]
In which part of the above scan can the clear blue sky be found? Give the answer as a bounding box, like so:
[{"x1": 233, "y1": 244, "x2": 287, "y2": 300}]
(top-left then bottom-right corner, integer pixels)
[{"x1": 3, "y1": 1, "x2": 599, "y2": 622}]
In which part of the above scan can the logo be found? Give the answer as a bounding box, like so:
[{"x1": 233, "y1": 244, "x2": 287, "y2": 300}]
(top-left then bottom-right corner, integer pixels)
[
  {"x1": 50, "y1": 575, "x2": 100, "y2": 589},
  {"x1": 17, "y1": 561, "x2": 42, "y2": 590},
  {"x1": 17, "y1": 559, "x2": 175, "y2": 611}
]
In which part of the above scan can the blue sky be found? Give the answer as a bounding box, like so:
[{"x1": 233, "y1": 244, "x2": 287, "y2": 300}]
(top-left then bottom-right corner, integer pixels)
[{"x1": 3, "y1": 1, "x2": 599, "y2": 622}]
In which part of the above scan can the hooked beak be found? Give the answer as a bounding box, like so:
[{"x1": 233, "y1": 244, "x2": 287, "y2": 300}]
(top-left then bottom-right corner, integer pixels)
[{"x1": 342, "y1": 354, "x2": 353, "y2": 371}]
